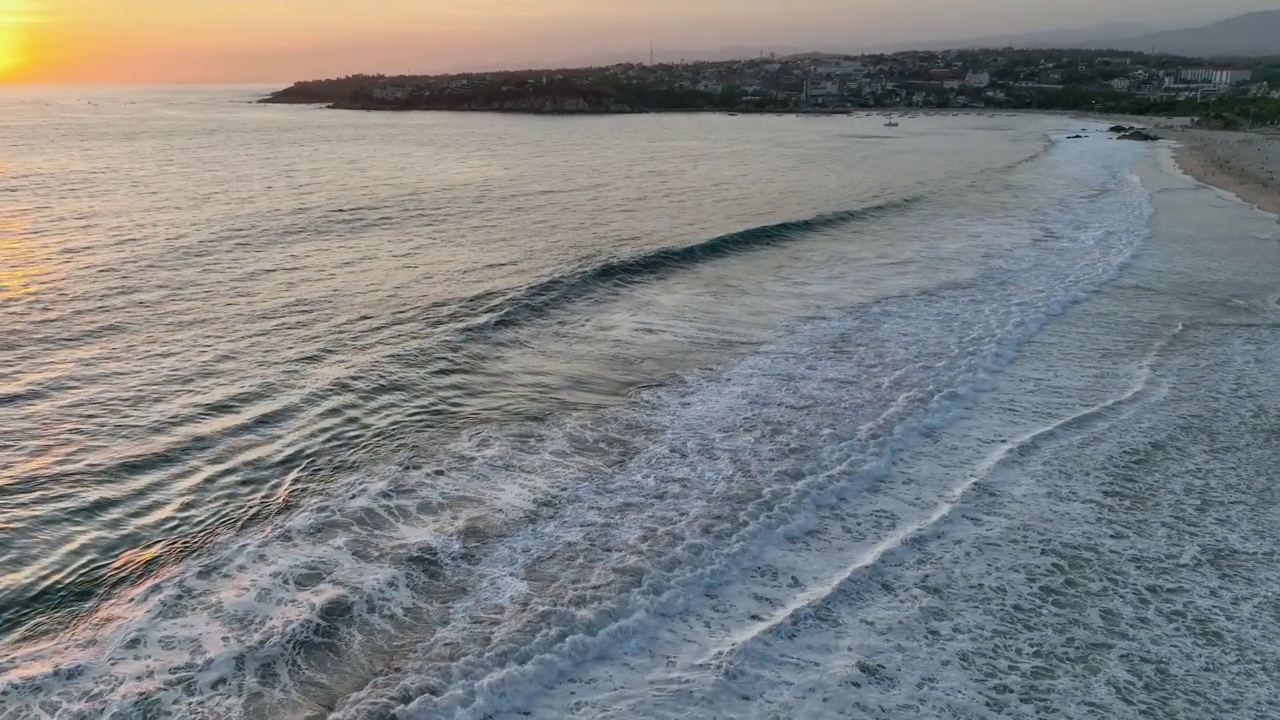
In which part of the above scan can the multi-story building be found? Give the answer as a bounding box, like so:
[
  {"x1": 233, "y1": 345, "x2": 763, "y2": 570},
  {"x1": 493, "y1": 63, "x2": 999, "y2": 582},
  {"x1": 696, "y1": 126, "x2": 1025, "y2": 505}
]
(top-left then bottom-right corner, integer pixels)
[
  {"x1": 371, "y1": 85, "x2": 412, "y2": 100},
  {"x1": 1178, "y1": 68, "x2": 1213, "y2": 84},
  {"x1": 965, "y1": 70, "x2": 991, "y2": 87},
  {"x1": 805, "y1": 79, "x2": 842, "y2": 101},
  {"x1": 1211, "y1": 67, "x2": 1253, "y2": 86}
]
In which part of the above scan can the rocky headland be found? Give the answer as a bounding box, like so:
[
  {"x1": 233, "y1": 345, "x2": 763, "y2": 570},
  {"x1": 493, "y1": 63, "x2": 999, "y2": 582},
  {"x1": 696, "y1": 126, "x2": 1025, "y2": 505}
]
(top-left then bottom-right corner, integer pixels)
[{"x1": 261, "y1": 78, "x2": 642, "y2": 114}]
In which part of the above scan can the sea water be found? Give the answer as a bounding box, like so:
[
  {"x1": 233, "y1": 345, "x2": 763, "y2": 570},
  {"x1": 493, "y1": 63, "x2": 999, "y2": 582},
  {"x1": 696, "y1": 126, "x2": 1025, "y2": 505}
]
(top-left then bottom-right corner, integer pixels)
[{"x1": 2, "y1": 88, "x2": 1277, "y2": 719}]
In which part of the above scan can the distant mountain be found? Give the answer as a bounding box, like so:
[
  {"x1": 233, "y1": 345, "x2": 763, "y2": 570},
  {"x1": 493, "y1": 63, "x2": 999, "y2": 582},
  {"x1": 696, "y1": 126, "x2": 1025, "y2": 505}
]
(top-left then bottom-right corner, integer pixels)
[
  {"x1": 540, "y1": 26, "x2": 1162, "y2": 67},
  {"x1": 480, "y1": 11, "x2": 1280, "y2": 73},
  {"x1": 1074, "y1": 11, "x2": 1280, "y2": 57},
  {"x1": 899, "y1": 22, "x2": 1161, "y2": 52},
  {"x1": 545, "y1": 26, "x2": 1167, "y2": 66},
  {"x1": 863, "y1": 12, "x2": 1280, "y2": 58}
]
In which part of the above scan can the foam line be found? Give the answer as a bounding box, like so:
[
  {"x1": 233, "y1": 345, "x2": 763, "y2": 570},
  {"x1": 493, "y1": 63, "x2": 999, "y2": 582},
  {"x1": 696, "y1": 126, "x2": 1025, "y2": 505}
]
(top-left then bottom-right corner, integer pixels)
[{"x1": 705, "y1": 321, "x2": 1184, "y2": 664}]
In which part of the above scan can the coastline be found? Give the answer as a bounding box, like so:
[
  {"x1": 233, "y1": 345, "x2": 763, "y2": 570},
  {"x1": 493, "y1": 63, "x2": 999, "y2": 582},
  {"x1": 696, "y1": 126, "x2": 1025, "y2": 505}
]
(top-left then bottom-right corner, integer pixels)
[
  {"x1": 1163, "y1": 129, "x2": 1280, "y2": 222},
  {"x1": 12, "y1": 86, "x2": 1280, "y2": 719},
  {"x1": 259, "y1": 96, "x2": 1071, "y2": 116}
]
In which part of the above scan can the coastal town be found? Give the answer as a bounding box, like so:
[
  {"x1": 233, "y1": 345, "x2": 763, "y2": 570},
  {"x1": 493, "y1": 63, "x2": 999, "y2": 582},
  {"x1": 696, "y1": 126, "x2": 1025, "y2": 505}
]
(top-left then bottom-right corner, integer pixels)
[{"x1": 265, "y1": 48, "x2": 1280, "y2": 123}]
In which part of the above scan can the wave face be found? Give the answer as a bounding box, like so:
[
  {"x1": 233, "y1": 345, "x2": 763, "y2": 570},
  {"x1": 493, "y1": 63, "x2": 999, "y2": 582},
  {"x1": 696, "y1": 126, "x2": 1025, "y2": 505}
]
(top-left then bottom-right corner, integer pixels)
[
  {"x1": 1, "y1": 95, "x2": 1049, "y2": 658},
  {"x1": 465, "y1": 197, "x2": 922, "y2": 331},
  {"x1": 1, "y1": 93, "x2": 1203, "y2": 719},
  {"x1": 526, "y1": 150, "x2": 1280, "y2": 720}
]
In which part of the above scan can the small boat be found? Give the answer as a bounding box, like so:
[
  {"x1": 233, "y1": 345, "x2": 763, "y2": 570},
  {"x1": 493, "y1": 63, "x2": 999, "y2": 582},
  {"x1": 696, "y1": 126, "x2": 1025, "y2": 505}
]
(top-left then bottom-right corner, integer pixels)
[
  {"x1": 884, "y1": 120, "x2": 899, "y2": 127},
  {"x1": 728, "y1": 112, "x2": 739, "y2": 116}
]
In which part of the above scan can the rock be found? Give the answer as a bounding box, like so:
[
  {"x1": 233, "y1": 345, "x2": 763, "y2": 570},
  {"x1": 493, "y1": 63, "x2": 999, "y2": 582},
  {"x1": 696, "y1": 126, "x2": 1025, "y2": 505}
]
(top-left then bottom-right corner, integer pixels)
[
  {"x1": 1118, "y1": 130, "x2": 1160, "y2": 141},
  {"x1": 1065, "y1": 134, "x2": 1086, "y2": 139},
  {"x1": 1108, "y1": 124, "x2": 1134, "y2": 133},
  {"x1": 1192, "y1": 113, "x2": 1244, "y2": 131}
]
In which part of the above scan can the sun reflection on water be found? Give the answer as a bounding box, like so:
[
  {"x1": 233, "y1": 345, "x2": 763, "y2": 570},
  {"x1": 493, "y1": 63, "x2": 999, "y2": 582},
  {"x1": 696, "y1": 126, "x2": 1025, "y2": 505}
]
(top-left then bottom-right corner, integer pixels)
[{"x1": 0, "y1": 216, "x2": 53, "y2": 300}]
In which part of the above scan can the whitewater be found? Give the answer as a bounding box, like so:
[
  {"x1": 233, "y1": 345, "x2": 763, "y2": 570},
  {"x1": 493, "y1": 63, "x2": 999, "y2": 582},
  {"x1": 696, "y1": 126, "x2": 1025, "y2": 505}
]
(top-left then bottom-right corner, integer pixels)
[{"x1": 3, "y1": 90, "x2": 1279, "y2": 720}]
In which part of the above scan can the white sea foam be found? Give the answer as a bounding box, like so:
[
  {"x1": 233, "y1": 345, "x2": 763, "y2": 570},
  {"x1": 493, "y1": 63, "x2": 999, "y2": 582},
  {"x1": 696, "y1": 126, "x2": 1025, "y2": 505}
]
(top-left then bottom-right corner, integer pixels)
[
  {"x1": 703, "y1": 320, "x2": 1182, "y2": 665},
  {"x1": 496, "y1": 140, "x2": 1280, "y2": 720},
  {"x1": 0, "y1": 133, "x2": 1156, "y2": 720}
]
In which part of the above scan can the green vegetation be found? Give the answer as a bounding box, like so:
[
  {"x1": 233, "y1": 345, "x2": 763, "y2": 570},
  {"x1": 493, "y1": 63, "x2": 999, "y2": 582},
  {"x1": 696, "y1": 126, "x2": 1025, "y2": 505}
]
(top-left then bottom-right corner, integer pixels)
[
  {"x1": 263, "y1": 48, "x2": 1280, "y2": 123},
  {"x1": 1100, "y1": 97, "x2": 1280, "y2": 125}
]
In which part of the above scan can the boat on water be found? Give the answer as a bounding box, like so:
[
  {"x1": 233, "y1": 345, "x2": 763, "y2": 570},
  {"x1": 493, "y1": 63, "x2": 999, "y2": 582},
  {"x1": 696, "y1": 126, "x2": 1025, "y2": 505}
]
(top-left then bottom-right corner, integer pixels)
[
  {"x1": 727, "y1": 112, "x2": 739, "y2": 116},
  {"x1": 884, "y1": 120, "x2": 899, "y2": 127}
]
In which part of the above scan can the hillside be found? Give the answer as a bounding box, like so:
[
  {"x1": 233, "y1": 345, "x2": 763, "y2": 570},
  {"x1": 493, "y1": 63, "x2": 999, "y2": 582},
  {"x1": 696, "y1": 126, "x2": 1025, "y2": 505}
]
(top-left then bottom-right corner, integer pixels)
[
  {"x1": 261, "y1": 77, "x2": 642, "y2": 114},
  {"x1": 906, "y1": 22, "x2": 1159, "y2": 52},
  {"x1": 1077, "y1": 11, "x2": 1280, "y2": 57}
]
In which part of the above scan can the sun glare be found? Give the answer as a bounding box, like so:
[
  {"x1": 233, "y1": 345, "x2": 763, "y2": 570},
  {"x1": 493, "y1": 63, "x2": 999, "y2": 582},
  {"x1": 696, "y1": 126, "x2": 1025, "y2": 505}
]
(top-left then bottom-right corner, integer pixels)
[
  {"x1": 0, "y1": 0, "x2": 37, "y2": 79},
  {"x1": 0, "y1": 29, "x2": 24, "y2": 77}
]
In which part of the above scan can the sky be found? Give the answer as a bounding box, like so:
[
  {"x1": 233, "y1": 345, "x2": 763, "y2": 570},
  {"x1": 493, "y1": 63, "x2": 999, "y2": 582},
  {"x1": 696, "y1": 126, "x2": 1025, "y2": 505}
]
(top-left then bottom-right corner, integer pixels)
[{"x1": 1, "y1": 0, "x2": 1276, "y2": 84}]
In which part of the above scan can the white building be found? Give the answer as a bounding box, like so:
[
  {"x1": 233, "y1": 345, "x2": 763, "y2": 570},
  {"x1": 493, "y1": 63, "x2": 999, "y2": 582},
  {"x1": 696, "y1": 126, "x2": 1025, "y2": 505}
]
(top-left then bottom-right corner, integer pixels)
[
  {"x1": 805, "y1": 79, "x2": 842, "y2": 99},
  {"x1": 446, "y1": 79, "x2": 483, "y2": 95},
  {"x1": 965, "y1": 70, "x2": 991, "y2": 87},
  {"x1": 1110, "y1": 78, "x2": 1131, "y2": 92},
  {"x1": 1178, "y1": 68, "x2": 1213, "y2": 84},
  {"x1": 1211, "y1": 68, "x2": 1253, "y2": 87},
  {"x1": 371, "y1": 85, "x2": 411, "y2": 101}
]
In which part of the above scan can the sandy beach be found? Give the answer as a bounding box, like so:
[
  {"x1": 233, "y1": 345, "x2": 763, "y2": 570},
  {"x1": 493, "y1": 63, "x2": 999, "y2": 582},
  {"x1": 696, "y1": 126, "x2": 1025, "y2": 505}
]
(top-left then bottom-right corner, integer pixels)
[{"x1": 1163, "y1": 129, "x2": 1280, "y2": 221}]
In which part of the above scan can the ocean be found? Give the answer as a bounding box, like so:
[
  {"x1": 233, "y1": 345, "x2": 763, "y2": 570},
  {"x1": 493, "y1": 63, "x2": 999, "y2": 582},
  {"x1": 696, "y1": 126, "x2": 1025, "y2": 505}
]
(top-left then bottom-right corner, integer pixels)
[{"x1": 2, "y1": 87, "x2": 1279, "y2": 719}]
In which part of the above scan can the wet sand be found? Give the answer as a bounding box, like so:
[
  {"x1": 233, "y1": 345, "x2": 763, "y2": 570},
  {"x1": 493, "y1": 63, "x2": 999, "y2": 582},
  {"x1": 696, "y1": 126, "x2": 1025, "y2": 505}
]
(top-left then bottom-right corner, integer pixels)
[{"x1": 1163, "y1": 129, "x2": 1280, "y2": 220}]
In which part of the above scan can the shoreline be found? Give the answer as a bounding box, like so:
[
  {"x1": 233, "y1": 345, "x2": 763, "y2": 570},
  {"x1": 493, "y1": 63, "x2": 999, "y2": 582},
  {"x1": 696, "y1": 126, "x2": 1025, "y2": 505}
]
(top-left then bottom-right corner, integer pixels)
[
  {"x1": 1163, "y1": 129, "x2": 1280, "y2": 223},
  {"x1": 260, "y1": 98, "x2": 1066, "y2": 116}
]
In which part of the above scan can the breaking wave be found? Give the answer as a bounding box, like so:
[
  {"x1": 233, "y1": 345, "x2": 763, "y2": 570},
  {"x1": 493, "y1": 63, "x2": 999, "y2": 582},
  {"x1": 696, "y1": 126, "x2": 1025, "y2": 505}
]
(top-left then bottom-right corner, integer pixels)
[{"x1": 0, "y1": 133, "x2": 1155, "y2": 720}]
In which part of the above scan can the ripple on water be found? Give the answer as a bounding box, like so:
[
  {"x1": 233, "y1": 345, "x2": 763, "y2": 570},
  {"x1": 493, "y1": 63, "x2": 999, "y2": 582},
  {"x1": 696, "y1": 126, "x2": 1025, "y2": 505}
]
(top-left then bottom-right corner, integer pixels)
[{"x1": 0, "y1": 132, "x2": 1159, "y2": 719}]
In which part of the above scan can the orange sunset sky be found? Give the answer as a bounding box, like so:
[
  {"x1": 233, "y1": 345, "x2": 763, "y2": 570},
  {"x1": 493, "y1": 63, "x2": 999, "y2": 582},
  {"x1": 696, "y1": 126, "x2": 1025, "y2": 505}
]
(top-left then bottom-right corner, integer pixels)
[{"x1": 1, "y1": 0, "x2": 1275, "y2": 84}]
